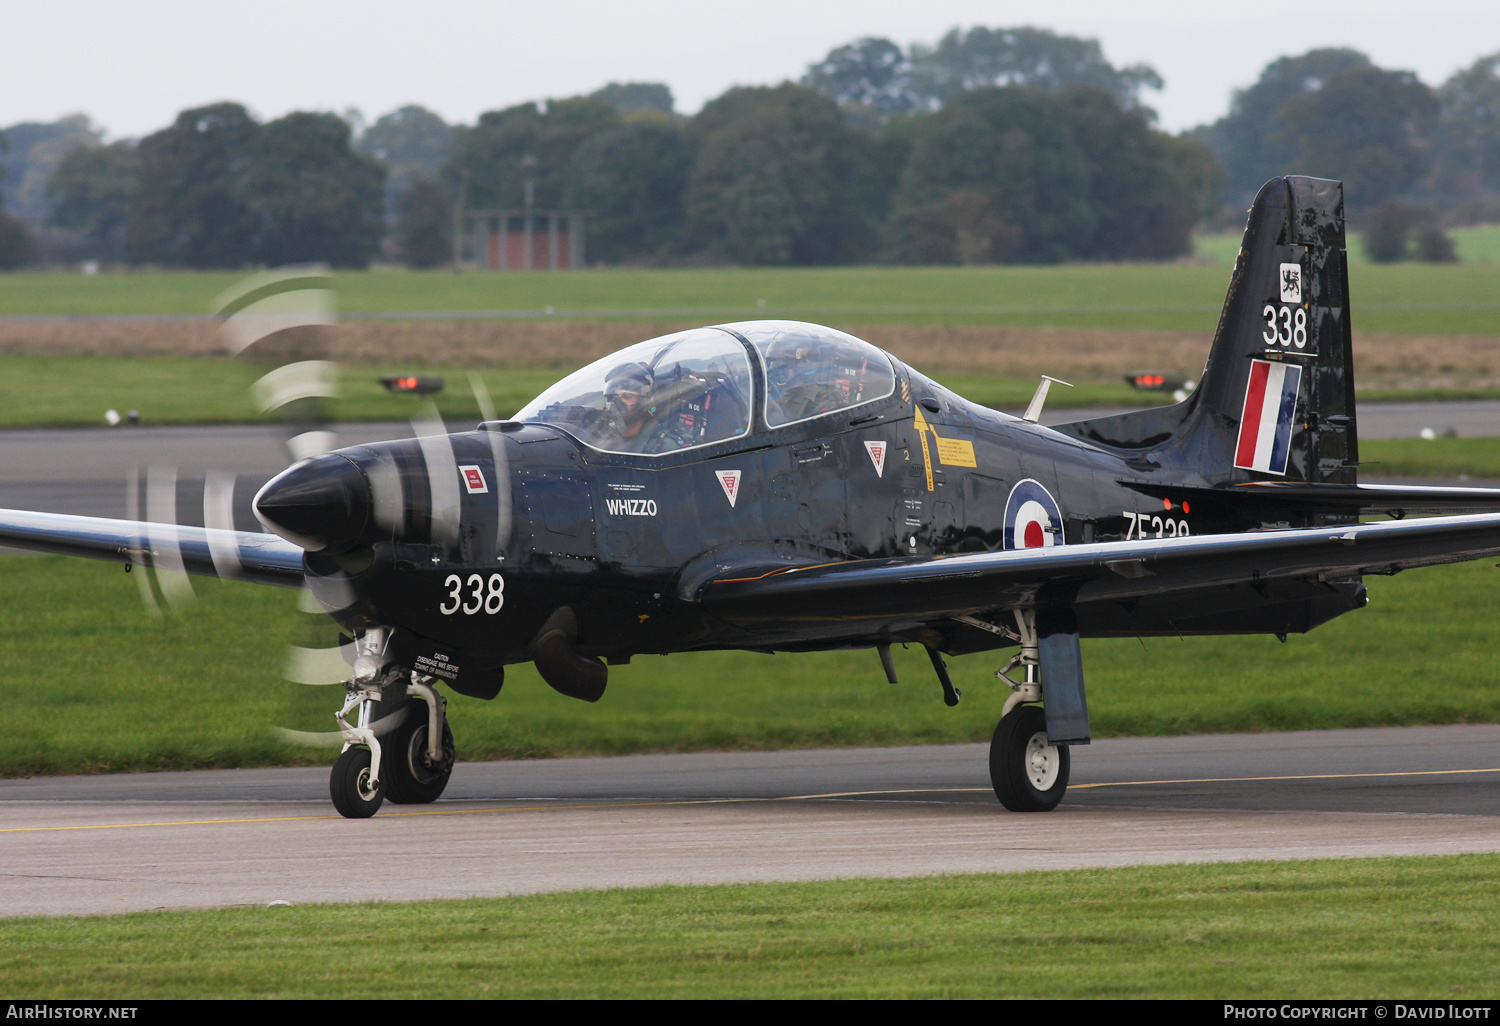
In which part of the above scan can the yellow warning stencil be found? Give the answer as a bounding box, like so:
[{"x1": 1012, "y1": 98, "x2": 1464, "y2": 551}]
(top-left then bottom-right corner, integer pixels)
[{"x1": 935, "y1": 437, "x2": 977, "y2": 467}]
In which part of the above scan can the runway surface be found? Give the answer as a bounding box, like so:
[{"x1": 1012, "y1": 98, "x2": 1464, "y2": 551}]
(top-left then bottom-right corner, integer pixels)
[{"x1": 2, "y1": 725, "x2": 1497, "y2": 919}]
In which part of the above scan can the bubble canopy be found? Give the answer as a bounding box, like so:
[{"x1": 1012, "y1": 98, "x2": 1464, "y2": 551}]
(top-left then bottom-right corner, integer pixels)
[
  {"x1": 723, "y1": 321, "x2": 896, "y2": 428},
  {"x1": 512, "y1": 321, "x2": 897, "y2": 455}
]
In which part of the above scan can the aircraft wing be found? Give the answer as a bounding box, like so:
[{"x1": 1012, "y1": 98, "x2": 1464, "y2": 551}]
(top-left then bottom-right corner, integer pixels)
[
  {"x1": 696, "y1": 513, "x2": 1500, "y2": 627},
  {"x1": 0, "y1": 508, "x2": 305, "y2": 588}
]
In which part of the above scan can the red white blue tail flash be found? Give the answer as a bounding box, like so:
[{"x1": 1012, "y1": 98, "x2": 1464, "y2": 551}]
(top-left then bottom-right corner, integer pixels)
[{"x1": 1234, "y1": 359, "x2": 1302, "y2": 476}]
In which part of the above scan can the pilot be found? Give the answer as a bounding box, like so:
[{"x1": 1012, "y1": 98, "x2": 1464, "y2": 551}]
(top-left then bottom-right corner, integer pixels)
[
  {"x1": 766, "y1": 337, "x2": 850, "y2": 423},
  {"x1": 603, "y1": 362, "x2": 657, "y2": 450}
]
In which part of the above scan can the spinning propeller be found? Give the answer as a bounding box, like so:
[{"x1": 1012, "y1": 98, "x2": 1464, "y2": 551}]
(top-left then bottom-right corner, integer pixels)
[{"x1": 122, "y1": 266, "x2": 511, "y2": 752}]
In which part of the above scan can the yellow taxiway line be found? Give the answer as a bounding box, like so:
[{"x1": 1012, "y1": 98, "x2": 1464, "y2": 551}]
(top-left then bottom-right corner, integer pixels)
[{"x1": 3, "y1": 766, "x2": 1496, "y2": 834}]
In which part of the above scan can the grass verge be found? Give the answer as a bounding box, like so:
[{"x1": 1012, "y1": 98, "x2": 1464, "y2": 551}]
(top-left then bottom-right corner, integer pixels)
[
  {"x1": 3, "y1": 262, "x2": 1500, "y2": 334},
  {"x1": 3, "y1": 551, "x2": 1500, "y2": 777},
  {"x1": 1360, "y1": 437, "x2": 1500, "y2": 478},
  {"x1": 1, "y1": 855, "x2": 1496, "y2": 998}
]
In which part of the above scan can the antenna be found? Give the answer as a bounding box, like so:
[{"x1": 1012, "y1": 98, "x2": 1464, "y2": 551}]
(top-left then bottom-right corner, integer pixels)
[{"x1": 1023, "y1": 375, "x2": 1073, "y2": 423}]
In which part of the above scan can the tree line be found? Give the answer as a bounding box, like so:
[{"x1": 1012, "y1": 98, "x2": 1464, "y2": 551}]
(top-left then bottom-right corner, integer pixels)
[{"x1": 4, "y1": 27, "x2": 1499, "y2": 271}]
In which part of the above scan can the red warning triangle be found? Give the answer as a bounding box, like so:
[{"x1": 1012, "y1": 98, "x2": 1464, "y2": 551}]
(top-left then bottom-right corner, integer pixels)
[{"x1": 715, "y1": 469, "x2": 741, "y2": 507}]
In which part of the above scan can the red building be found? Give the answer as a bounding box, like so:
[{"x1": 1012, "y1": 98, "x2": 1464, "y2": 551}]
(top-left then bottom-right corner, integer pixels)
[{"x1": 460, "y1": 210, "x2": 584, "y2": 270}]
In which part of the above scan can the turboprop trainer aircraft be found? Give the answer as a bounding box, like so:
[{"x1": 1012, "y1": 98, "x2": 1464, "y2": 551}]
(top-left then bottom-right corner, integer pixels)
[{"x1": 7, "y1": 175, "x2": 1500, "y2": 818}]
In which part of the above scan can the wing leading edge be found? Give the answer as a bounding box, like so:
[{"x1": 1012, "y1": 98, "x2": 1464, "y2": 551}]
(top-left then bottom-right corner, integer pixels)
[
  {"x1": 0, "y1": 508, "x2": 305, "y2": 588},
  {"x1": 696, "y1": 513, "x2": 1500, "y2": 629}
]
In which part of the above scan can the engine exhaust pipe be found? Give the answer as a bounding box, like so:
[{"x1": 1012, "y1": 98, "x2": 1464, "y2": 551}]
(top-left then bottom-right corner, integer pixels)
[{"x1": 530, "y1": 607, "x2": 607, "y2": 703}]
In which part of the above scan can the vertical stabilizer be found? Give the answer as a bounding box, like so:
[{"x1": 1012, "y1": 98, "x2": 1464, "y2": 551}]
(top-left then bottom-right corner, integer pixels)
[{"x1": 1059, "y1": 176, "x2": 1357, "y2": 486}]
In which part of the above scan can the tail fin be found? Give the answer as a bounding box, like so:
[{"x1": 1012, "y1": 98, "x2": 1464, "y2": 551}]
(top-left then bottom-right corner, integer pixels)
[{"x1": 1059, "y1": 176, "x2": 1357, "y2": 486}]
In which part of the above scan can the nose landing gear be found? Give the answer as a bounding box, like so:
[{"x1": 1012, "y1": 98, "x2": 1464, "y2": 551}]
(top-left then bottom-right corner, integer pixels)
[{"x1": 330, "y1": 670, "x2": 455, "y2": 819}]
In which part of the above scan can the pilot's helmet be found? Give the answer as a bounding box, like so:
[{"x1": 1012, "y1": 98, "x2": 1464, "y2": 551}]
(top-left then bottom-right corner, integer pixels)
[
  {"x1": 765, "y1": 336, "x2": 819, "y2": 391},
  {"x1": 604, "y1": 362, "x2": 654, "y2": 410}
]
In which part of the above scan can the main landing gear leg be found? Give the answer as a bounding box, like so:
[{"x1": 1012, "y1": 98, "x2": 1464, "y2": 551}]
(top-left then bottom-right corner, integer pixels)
[{"x1": 989, "y1": 608, "x2": 1070, "y2": 812}]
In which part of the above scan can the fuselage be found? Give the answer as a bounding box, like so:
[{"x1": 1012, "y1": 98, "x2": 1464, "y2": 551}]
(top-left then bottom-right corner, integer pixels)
[{"x1": 267, "y1": 354, "x2": 1365, "y2": 700}]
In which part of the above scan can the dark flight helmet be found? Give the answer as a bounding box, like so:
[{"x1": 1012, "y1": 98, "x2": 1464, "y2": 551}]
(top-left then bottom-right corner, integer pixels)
[{"x1": 605, "y1": 362, "x2": 654, "y2": 413}]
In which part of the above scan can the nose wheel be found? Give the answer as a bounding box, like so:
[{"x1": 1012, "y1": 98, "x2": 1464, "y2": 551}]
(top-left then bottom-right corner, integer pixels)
[
  {"x1": 330, "y1": 746, "x2": 384, "y2": 818},
  {"x1": 989, "y1": 704, "x2": 1069, "y2": 812}
]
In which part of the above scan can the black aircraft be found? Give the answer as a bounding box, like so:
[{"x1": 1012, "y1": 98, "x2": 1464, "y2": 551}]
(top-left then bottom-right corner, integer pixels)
[{"x1": 7, "y1": 176, "x2": 1500, "y2": 818}]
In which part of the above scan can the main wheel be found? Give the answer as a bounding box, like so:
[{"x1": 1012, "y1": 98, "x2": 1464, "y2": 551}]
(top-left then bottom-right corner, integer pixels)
[
  {"x1": 330, "y1": 746, "x2": 384, "y2": 819},
  {"x1": 989, "y1": 705, "x2": 1069, "y2": 812},
  {"x1": 381, "y1": 698, "x2": 455, "y2": 805}
]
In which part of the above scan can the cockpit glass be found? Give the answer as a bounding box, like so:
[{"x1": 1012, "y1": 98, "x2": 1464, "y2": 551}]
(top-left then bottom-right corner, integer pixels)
[
  {"x1": 724, "y1": 321, "x2": 897, "y2": 428},
  {"x1": 513, "y1": 327, "x2": 754, "y2": 455}
]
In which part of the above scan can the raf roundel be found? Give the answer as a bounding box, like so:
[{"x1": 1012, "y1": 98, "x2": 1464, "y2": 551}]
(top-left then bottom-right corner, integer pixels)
[{"x1": 1003, "y1": 479, "x2": 1064, "y2": 550}]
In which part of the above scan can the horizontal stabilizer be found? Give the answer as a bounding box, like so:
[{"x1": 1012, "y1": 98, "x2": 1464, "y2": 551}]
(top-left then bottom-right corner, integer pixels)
[{"x1": 1125, "y1": 480, "x2": 1500, "y2": 518}]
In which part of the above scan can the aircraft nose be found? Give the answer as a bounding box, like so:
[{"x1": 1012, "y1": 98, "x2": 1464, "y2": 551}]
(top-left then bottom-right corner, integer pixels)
[{"x1": 253, "y1": 454, "x2": 371, "y2": 552}]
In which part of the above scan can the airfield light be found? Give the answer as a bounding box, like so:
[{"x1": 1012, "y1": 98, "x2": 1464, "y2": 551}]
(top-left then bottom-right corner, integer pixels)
[
  {"x1": 1125, "y1": 372, "x2": 1192, "y2": 393},
  {"x1": 381, "y1": 375, "x2": 446, "y2": 397}
]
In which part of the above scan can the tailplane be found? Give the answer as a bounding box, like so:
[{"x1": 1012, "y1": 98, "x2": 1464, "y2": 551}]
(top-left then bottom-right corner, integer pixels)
[{"x1": 1058, "y1": 176, "x2": 1357, "y2": 487}]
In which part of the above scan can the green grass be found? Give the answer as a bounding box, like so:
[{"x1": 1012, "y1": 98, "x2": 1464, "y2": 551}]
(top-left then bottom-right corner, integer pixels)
[
  {"x1": 1197, "y1": 224, "x2": 1500, "y2": 267},
  {"x1": 0, "y1": 355, "x2": 564, "y2": 428},
  {"x1": 3, "y1": 262, "x2": 1499, "y2": 334},
  {"x1": 4, "y1": 550, "x2": 1500, "y2": 777},
  {"x1": 1362, "y1": 437, "x2": 1500, "y2": 478},
  {"x1": 1, "y1": 855, "x2": 1496, "y2": 998}
]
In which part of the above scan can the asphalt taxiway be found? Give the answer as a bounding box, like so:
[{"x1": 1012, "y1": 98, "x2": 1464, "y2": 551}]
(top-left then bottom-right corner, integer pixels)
[{"x1": 2, "y1": 725, "x2": 1496, "y2": 918}]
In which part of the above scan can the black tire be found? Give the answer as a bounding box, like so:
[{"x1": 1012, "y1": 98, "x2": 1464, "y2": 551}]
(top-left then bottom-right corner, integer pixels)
[
  {"x1": 330, "y1": 746, "x2": 384, "y2": 819},
  {"x1": 381, "y1": 698, "x2": 455, "y2": 805},
  {"x1": 989, "y1": 705, "x2": 1069, "y2": 812}
]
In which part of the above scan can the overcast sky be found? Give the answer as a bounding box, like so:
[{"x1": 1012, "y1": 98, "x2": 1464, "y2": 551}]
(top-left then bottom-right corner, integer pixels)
[{"x1": 4, "y1": 0, "x2": 1498, "y2": 138}]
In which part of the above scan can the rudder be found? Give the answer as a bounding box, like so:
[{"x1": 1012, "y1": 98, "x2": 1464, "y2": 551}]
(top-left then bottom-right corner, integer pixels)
[{"x1": 1059, "y1": 176, "x2": 1357, "y2": 487}]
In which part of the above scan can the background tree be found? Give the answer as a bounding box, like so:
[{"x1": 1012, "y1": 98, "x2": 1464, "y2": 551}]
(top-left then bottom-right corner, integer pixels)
[
  {"x1": 356, "y1": 105, "x2": 453, "y2": 223},
  {"x1": 0, "y1": 115, "x2": 100, "y2": 225},
  {"x1": 1433, "y1": 53, "x2": 1500, "y2": 204},
  {"x1": 589, "y1": 82, "x2": 674, "y2": 116},
  {"x1": 802, "y1": 37, "x2": 916, "y2": 119},
  {"x1": 685, "y1": 84, "x2": 881, "y2": 265},
  {"x1": 45, "y1": 140, "x2": 140, "y2": 260},
  {"x1": 887, "y1": 85, "x2": 1200, "y2": 264},
  {"x1": 1276, "y1": 65, "x2": 1438, "y2": 208},
  {"x1": 238, "y1": 112, "x2": 385, "y2": 268},
  {"x1": 1362, "y1": 200, "x2": 1455, "y2": 263},
  {"x1": 0, "y1": 213, "x2": 35, "y2": 269},
  {"x1": 906, "y1": 27, "x2": 1161, "y2": 111},
  {"x1": 1192, "y1": 49, "x2": 1372, "y2": 207},
  {"x1": 446, "y1": 97, "x2": 620, "y2": 210},
  {"x1": 1063, "y1": 87, "x2": 1198, "y2": 259},
  {"x1": 395, "y1": 178, "x2": 453, "y2": 268},
  {"x1": 126, "y1": 102, "x2": 260, "y2": 267},
  {"x1": 565, "y1": 119, "x2": 691, "y2": 263}
]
